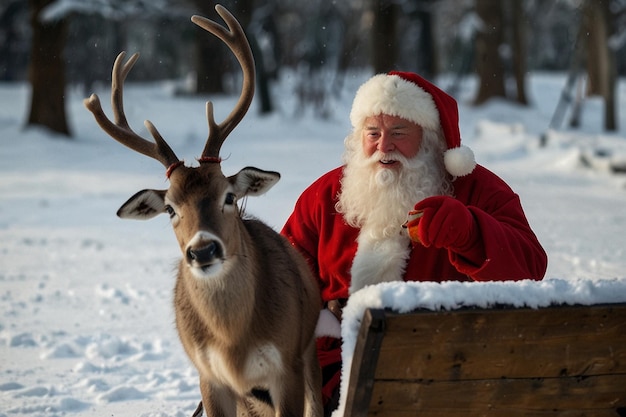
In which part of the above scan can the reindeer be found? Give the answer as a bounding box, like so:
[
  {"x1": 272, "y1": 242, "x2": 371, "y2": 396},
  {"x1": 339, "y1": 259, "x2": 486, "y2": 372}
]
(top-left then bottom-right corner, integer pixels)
[{"x1": 84, "y1": 5, "x2": 323, "y2": 417}]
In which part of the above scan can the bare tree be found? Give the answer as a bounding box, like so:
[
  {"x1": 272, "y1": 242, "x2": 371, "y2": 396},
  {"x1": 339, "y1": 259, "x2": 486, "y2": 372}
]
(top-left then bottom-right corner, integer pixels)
[
  {"x1": 27, "y1": 0, "x2": 70, "y2": 136},
  {"x1": 582, "y1": 0, "x2": 617, "y2": 131},
  {"x1": 371, "y1": 0, "x2": 398, "y2": 73},
  {"x1": 473, "y1": 0, "x2": 506, "y2": 104},
  {"x1": 472, "y1": 0, "x2": 530, "y2": 105},
  {"x1": 190, "y1": 0, "x2": 229, "y2": 93},
  {"x1": 510, "y1": 0, "x2": 528, "y2": 104},
  {"x1": 190, "y1": 0, "x2": 253, "y2": 94},
  {"x1": 414, "y1": 0, "x2": 437, "y2": 80}
]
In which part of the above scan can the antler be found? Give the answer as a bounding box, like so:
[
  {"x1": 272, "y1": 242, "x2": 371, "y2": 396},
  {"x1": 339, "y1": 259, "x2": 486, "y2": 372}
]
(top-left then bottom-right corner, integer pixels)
[
  {"x1": 191, "y1": 4, "x2": 256, "y2": 160},
  {"x1": 83, "y1": 52, "x2": 180, "y2": 169}
]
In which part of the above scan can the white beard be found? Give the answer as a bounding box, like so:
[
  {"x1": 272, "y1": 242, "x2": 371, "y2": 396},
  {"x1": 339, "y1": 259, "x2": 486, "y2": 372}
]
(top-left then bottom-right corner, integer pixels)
[{"x1": 337, "y1": 130, "x2": 452, "y2": 293}]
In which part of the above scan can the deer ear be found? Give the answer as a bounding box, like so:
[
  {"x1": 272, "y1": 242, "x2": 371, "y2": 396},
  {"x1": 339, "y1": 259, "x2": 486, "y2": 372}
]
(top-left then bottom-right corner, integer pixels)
[
  {"x1": 231, "y1": 167, "x2": 280, "y2": 197},
  {"x1": 117, "y1": 189, "x2": 167, "y2": 220}
]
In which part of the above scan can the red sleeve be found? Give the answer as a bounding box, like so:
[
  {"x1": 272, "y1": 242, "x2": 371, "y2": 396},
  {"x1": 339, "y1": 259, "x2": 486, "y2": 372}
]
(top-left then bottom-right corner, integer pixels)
[
  {"x1": 449, "y1": 166, "x2": 547, "y2": 281},
  {"x1": 281, "y1": 168, "x2": 358, "y2": 301},
  {"x1": 281, "y1": 189, "x2": 321, "y2": 280}
]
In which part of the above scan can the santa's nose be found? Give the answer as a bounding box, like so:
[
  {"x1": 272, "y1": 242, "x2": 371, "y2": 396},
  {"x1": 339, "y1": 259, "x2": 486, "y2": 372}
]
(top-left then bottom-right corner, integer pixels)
[{"x1": 377, "y1": 134, "x2": 395, "y2": 152}]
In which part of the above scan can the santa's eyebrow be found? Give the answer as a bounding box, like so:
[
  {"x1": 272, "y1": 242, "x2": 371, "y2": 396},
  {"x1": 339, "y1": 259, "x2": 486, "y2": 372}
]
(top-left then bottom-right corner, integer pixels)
[{"x1": 363, "y1": 123, "x2": 411, "y2": 131}]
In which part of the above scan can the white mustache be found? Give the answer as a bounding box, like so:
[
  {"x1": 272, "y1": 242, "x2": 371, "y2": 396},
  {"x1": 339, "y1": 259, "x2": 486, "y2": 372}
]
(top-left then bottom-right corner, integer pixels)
[{"x1": 367, "y1": 151, "x2": 409, "y2": 166}]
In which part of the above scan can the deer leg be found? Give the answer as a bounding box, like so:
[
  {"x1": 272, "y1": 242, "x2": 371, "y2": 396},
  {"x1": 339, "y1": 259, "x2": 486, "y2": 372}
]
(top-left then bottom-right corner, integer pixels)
[
  {"x1": 272, "y1": 366, "x2": 306, "y2": 417},
  {"x1": 199, "y1": 378, "x2": 238, "y2": 417},
  {"x1": 303, "y1": 340, "x2": 323, "y2": 417}
]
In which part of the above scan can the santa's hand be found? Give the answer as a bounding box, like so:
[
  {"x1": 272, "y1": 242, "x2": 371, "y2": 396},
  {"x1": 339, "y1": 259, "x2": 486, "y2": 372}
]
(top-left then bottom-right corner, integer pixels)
[{"x1": 405, "y1": 196, "x2": 478, "y2": 251}]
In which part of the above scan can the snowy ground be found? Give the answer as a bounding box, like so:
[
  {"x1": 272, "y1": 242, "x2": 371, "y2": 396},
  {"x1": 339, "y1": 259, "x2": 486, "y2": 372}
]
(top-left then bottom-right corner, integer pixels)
[{"x1": 1, "y1": 70, "x2": 626, "y2": 416}]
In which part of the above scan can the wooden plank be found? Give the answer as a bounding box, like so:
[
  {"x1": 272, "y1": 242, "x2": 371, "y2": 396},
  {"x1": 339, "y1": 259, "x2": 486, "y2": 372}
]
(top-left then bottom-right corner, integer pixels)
[
  {"x1": 343, "y1": 308, "x2": 386, "y2": 417},
  {"x1": 367, "y1": 374, "x2": 626, "y2": 416},
  {"x1": 341, "y1": 304, "x2": 626, "y2": 417},
  {"x1": 359, "y1": 408, "x2": 625, "y2": 417},
  {"x1": 374, "y1": 304, "x2": 626, "y2": 381}
]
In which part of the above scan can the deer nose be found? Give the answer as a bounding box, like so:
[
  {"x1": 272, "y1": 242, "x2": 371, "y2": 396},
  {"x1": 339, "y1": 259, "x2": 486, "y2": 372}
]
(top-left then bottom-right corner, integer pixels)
[{"x1": 186, "y1": 240, "x2": 223, "y2": 266}]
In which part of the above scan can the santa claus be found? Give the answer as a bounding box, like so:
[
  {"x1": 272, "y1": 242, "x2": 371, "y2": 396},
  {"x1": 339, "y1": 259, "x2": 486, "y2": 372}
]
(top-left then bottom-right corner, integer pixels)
[{"x1": 281, "y1": 71, "x2": 547, "y2": 415}]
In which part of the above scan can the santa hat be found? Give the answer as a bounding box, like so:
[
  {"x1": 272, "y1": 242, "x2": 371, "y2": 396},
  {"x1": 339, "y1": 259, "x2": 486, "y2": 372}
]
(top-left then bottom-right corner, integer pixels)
[{"x1": 349, "y1": 71, "x2": 475, "y2": 177}]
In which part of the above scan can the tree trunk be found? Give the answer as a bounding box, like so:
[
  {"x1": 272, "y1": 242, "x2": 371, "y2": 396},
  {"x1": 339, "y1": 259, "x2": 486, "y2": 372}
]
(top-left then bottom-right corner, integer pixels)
[
  {"x1": 371, "y1": 0, "x2": 397, "y2": 74},
  {"x1": 27, "y1": 0, "x2": 70, "y2": 136},
  {"x1": 193, "y1": 1, "x2": 229, "y2": 94},
  {"x1": 249, "y1": 33, "x2": 272, "y2": 114},
  {"x1": 510, "y1": 0, "x2": 528, "y2": 105},
  {"x1": 473, "y1": 0, "x2": 506, "y2": 105},
  {"x1": 583, "y1": 0, "x2": 616, "y2": 131},
  {"x1": 193, "y1": 0, "x2": 254, "y2": 95},
  {"x1": 415, "y1": 1, "x2": 437, "y2": 80}
]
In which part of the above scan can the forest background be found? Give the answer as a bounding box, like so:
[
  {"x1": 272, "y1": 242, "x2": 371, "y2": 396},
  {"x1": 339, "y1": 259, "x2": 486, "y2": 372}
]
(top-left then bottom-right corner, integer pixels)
[{"x1": 3, "y1": 0, "x2": 625, "y2": 137}]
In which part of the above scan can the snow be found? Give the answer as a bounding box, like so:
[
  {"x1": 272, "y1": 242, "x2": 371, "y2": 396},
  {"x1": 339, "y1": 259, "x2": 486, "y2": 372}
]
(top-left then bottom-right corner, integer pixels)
[{"x1": 1, "y1": 70, "x2": 626, "y2": 416}]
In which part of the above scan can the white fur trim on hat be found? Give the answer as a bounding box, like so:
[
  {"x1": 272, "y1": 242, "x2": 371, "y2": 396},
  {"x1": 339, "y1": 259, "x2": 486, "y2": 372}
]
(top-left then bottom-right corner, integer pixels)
[
  {"x1": 444, "y1": 145, "x2": 476, "y2": 177},
  {"x1": 350, "y1": 74, "x2": 439, "y2": 131}
]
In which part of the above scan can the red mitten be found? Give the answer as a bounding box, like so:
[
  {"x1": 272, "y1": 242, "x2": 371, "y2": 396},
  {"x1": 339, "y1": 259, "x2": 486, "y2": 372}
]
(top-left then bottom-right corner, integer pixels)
[{"x1": 405, "y1": 196, "x2": 477, "y2": 251}]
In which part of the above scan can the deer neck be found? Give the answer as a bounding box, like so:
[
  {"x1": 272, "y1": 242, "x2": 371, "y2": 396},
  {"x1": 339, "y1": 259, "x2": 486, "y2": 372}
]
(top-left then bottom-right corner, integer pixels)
[{"x1": 179, "y1": 222, "x2": 258, "y2": 344}]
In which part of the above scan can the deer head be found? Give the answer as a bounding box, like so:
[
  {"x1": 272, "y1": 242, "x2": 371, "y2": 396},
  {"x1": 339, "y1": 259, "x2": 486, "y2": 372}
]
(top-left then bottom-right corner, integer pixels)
[{"x1": 84, "y1": 5, "x2": 279, "y2": 279}]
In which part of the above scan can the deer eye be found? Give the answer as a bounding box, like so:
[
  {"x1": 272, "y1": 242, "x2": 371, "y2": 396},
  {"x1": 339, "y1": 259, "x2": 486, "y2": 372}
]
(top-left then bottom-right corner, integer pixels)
[
  {"x1": 224, "y1": 192, "x2": 237, "y2": 206},
  {"x1": 164, "y1": 204, "x2": 176, "y2": 218}
]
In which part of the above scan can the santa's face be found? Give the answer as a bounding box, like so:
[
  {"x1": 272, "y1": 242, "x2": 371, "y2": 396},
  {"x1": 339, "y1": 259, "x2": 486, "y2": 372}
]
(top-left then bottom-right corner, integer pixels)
[
  {"x1": 338, "y1": 121, "x2": 452, "y2": 239},
  {"x1": 360, "y1": 114, "x2": 423, "y2": 168}
]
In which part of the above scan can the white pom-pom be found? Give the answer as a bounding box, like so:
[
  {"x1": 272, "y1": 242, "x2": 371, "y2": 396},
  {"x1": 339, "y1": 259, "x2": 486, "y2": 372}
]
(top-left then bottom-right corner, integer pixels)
[{"x1": 444, "y1": 145, "x2": 476, "y2": 177}]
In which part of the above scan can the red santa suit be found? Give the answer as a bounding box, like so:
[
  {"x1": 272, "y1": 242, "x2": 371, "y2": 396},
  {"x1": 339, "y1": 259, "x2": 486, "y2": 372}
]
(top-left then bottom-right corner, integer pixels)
[
  {"x1": 280, "y1": 71, "x2": 547, "y2": 411},
  {"x1": 282, "y1": 164, "x2": 546, "y2": 302}
]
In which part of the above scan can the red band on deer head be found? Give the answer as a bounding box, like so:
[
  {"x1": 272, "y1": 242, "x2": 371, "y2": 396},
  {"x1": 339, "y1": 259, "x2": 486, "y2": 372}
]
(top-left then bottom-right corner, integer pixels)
[
  {"x1": 197, "y1": 156, "x2": 223, "y2": 164},
  {"x1": 166, "y1": 160, "x2": 185, "y2": 178}
]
